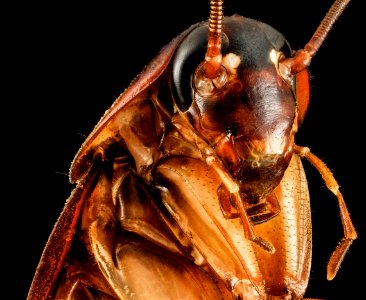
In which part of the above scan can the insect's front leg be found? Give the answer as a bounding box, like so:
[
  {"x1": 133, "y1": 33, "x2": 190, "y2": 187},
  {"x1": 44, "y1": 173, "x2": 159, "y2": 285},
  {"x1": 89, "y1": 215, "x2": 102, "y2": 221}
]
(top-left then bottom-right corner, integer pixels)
[
  {"x1": 155, "y1": 155, "x2": 266, "y2": 299},
  {"x1": 294, "y1": 145, "x2": 357, "y2": 280},
  {"x1": 54, "y1": 95, "x2": 235, "y2": 300}
]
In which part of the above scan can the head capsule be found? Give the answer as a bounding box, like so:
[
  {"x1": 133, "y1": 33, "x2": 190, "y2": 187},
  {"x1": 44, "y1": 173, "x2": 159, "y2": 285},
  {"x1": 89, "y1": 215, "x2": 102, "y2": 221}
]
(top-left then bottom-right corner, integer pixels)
[{"x1": 172, "y1": 15, "x2": 307, "y2": 202}]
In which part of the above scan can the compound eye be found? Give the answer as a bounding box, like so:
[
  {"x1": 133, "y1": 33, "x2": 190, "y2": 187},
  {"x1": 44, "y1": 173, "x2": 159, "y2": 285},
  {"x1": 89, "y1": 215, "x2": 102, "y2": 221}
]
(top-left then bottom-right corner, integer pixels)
[
  {"x1": 172, "y1": 25, "x2": 229, "y2": 111},
  {"x1": 172, "y1": 26, "x2": 209, "y2": 111}
]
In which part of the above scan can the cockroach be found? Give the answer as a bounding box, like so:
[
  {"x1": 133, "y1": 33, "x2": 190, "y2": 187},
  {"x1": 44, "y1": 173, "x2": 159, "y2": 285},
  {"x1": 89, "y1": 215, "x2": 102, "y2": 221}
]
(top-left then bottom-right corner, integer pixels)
[{"x1": 27, "y1": 0, "x2": 356, "y2": 299}]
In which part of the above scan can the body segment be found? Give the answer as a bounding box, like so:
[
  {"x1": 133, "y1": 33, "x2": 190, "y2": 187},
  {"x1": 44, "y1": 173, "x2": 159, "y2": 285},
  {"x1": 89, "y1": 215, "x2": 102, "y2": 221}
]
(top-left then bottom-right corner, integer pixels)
[{"x1": 27, "y1": 1, "x2": 355, "y2": 299}]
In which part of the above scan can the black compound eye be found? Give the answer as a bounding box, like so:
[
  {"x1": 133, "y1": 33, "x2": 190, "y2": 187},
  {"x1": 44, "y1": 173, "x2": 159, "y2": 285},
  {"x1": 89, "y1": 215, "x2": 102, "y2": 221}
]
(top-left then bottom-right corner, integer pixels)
[{"x1": 172, "y1": 24, "x2": 209, "y2": 112}]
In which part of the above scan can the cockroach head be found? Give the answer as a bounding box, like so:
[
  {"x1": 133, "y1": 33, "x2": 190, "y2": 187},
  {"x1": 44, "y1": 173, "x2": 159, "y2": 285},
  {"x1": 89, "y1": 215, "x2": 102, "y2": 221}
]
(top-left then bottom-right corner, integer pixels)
[{"x1": 171, "y1": 16, "x2": 293, "y2": 113}]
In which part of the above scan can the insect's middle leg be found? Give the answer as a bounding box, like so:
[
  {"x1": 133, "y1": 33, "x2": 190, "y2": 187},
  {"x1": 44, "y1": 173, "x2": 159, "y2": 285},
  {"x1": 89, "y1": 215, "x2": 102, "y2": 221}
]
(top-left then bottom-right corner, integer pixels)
[{"x1": 86, "y1": 168, "x2": 231, "y2": 299}]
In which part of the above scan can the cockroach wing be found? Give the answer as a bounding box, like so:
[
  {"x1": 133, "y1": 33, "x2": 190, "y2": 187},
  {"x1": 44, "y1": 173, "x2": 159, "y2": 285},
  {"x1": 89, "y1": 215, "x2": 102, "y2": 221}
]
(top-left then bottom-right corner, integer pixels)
[
  {"x1": 155, "y1": 150, "x2": 312, "y2": 298},
  {"x1": 27, "y1": 23, "x2": 203, "y2": 300},
  {"x1": 27, "y1": 163, "x2": 101, "y2": 300},
  {"x1": 28, "y1": 16, "x2": 314, "y2": 300}
]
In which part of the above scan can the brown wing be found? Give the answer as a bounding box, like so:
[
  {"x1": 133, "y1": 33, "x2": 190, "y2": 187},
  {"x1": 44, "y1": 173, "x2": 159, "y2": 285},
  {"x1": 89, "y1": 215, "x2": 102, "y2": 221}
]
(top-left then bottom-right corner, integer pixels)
[
  {"x1": 27, "y1": 22, "x2": 201, "y2": 300},
  {"x1": 27, "y1": 160, "x2": 101, "y2": 300},
  {"x1": 69, "y1": 22, "x2": 201, "y2": 183}
]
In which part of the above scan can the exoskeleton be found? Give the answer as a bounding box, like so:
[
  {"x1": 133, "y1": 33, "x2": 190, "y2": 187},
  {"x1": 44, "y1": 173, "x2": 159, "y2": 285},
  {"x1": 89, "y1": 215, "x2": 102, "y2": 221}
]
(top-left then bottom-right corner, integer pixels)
[{"x1": 27, "y1": 0, "x2": 356, "y2": 299}]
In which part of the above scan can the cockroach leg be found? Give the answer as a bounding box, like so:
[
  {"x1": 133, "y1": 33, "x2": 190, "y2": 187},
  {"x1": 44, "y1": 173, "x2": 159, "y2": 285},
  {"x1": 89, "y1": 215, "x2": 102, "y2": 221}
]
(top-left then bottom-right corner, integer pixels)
[
  {"x1": 217, "y1": 184, "x2": 240, "y2": 218},
  {"x1": 218, "y1": 185, "x2": 281, "y2": 225},
  {"x1": 247, "y1": 193, "x2": 281, "y2": 225},
  {"x1": 175, "y1": 112, "x2": 276, "y2": 253},
  {"x1": 209, "y1": 159, "x2": 275, "y2": 253},
  {"x1": 294, "y1": 144, "x2": 357, "y2": 280},
  {"x1": 89, "y1": 220, "x2": 128, "y2": 299}
]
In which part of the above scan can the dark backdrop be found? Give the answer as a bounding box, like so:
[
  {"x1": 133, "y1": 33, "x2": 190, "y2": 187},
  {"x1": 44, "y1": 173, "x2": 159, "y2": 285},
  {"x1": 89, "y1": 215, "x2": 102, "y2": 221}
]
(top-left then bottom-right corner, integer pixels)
[{"x1": 6, "y1": 1, "x2": 362, "y2": 299}]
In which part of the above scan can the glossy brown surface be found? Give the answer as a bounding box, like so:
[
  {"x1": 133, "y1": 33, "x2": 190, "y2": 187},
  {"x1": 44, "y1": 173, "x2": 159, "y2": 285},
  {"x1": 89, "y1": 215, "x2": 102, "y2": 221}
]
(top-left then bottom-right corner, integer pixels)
[{"x1": 27, "y1": 1, "x2": 356, "y2": 299}]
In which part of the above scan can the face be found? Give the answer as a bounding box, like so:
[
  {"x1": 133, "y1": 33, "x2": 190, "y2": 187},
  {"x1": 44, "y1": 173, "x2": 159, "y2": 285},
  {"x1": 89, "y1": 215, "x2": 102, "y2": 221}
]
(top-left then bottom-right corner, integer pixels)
[{"x1": 174, "y1": 16, "x2": 299, "y2": 203}]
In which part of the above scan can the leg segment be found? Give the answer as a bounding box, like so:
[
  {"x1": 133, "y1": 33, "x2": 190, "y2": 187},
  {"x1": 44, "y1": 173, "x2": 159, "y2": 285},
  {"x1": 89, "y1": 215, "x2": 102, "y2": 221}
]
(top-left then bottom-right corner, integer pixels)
[{"x1": 294, "y1": 145, "x2": 357, "y2": 280}]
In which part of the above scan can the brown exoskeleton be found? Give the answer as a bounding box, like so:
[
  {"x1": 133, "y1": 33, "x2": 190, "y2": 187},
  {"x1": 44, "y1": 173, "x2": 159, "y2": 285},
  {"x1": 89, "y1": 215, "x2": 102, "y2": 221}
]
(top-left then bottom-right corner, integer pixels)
[{"x1": 27, "y1": 0, "x2": 356, "y2": 299}]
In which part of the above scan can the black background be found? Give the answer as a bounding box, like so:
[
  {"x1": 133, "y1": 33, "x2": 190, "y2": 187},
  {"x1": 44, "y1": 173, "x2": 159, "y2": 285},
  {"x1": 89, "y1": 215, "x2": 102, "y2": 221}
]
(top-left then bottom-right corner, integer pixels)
[{"x1": 6, "y1": 1, "x2": 363, "y2": 299}]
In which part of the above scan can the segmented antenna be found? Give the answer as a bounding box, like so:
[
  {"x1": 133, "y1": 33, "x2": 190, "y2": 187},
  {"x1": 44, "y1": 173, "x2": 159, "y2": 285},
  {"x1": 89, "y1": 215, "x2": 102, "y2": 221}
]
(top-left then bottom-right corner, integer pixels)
[
  {"x1": 204, "y1": 0, "x2": 224, "y2": 79},
  {"x1": 305, "y1": 0, "x2": 351, "y2": 57},
  {"x1": 281, "y1": 0, "x2": 351, "y2": 76}
]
